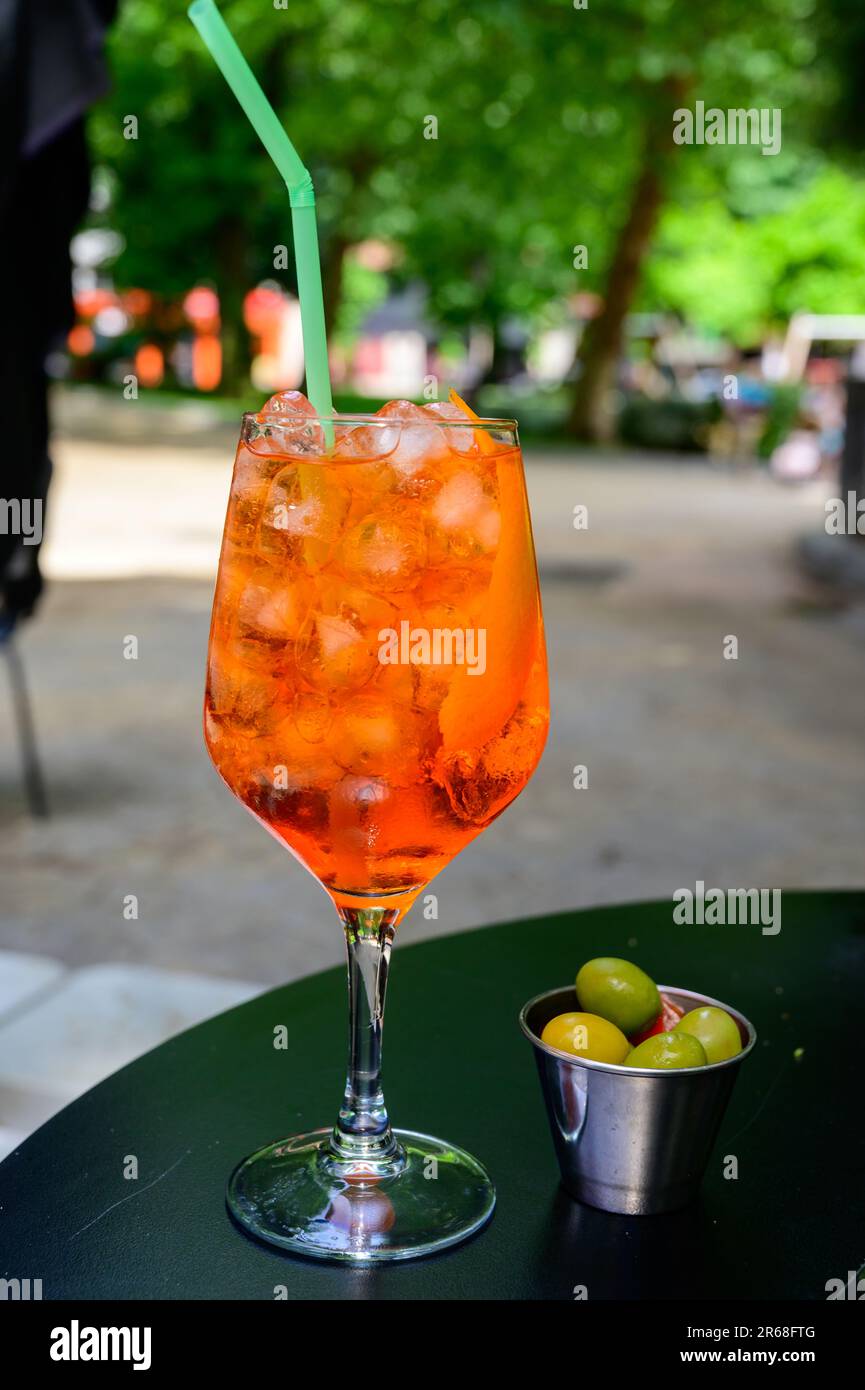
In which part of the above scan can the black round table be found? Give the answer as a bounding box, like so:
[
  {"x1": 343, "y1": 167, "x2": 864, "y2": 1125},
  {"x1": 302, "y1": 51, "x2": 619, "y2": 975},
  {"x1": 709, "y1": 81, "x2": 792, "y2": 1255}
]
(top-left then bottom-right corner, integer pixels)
[{"x1": 1, "y1": 891, "x2": 862, "y2": 1300}]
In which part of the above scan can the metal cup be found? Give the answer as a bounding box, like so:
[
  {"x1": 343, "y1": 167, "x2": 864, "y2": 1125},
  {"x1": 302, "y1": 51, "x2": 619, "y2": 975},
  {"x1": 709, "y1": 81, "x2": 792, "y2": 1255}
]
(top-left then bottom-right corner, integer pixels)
[{"x1": 519, "y1": 985, "x2": 757, "y2": 1216}]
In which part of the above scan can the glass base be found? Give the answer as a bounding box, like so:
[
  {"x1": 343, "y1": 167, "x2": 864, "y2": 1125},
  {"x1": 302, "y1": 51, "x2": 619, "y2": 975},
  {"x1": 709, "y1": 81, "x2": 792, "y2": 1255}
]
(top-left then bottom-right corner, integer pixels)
[{"x1": 227, "y1": 1128, "x2": 495, "y2": 1263}]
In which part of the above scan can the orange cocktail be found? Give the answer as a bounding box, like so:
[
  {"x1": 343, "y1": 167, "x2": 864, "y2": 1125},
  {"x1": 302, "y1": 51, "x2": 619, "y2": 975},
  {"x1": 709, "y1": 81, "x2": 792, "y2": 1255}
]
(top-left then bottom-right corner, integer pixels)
[
  {"x1": 205, "y1": 395, "x2": 548, "y2": 915},
  {"x1": 206, "y1": 392, "x2": 548, "y2": 1262}
]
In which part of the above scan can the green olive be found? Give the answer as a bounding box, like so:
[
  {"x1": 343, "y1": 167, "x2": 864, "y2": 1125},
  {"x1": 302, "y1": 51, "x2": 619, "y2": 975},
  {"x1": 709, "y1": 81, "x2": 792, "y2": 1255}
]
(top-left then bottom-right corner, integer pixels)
[
  {"x1": 541, "y1": 1012, "x2": 630, "y2": 1064},
  {"x1": 626, "y1": 1031, "x2": 708, "y2": 1069},
  {"x1": 576, "y1": 957, "x2": 660, "y2": 1035},
  {"x1": 675, "y1": 1006, "x2": 742, "y2": 1064}
]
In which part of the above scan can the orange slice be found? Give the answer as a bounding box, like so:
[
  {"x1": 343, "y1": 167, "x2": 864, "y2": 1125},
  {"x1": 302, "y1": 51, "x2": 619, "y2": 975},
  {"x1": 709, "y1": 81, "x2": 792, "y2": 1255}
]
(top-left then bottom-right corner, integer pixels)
[
  {"x1": 448, "y1": 388, "x2": 498, "y2": 456},
  {"x1": 439, "y1": 399, "x2": 539, "y2": 751}
]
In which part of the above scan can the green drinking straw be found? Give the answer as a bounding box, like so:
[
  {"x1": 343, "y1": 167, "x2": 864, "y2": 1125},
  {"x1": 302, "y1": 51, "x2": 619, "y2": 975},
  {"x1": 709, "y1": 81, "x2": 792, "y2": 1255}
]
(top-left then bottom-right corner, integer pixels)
[{"x1": 187, "y1": 0, "x2": 334, "y2": 442}]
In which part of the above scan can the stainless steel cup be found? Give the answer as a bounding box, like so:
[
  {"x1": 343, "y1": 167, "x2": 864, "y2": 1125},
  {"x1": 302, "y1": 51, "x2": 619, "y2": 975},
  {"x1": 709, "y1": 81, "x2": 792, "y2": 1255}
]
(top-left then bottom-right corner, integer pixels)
[{"x1": 519, "y1": 984, "x2": 756, "y2": 1215}]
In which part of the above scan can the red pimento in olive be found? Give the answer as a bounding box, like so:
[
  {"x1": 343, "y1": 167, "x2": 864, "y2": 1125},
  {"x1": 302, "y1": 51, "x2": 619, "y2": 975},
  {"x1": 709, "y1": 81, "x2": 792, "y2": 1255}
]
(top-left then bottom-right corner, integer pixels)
[{"x1": 629, "y1": 994, "x2": 685, "y2": 1046}]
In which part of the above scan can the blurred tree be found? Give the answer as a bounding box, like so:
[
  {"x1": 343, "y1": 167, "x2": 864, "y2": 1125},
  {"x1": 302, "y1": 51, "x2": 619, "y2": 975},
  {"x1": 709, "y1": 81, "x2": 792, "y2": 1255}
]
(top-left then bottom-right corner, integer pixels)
[
  {"x1": 647, "y1": 166, "x2": 865, "y2": 341},
  {"x1": 91, "y1": 0, "x2": 647, "y2": 396},
  {"x1": 94, "y1": 0, "x2": 564, "y2": 392},
  {"x1": 562, "y1": 0, "x2": 830, "y2": 438},
  {"x1": 91, "y1": 0, "x2": 859, "y2": 426},
  {"x1": 815, "y1": 0, "x2": 865, "y2": 160}
]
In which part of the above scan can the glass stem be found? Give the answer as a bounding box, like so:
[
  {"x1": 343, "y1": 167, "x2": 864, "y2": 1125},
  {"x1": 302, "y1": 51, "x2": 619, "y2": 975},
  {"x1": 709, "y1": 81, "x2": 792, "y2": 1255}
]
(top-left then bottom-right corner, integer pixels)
[{"x1": 328, "y1": 905, "x2": 403, "y2": 1172}]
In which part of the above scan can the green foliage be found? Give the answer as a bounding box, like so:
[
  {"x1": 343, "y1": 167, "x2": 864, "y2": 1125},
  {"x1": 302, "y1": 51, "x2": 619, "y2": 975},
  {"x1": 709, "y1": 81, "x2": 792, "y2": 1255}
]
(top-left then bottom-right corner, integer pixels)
[
  {"x1": 88, "y1": 0, "x2": 865, "y2": 364},
  {"x1": 646, "y1": 166, "x2": 865, "y2": 341},
  {"x1": 757, "y1": 383, "x2": 804, "y2": 457},
  {"x1": 331, "y1": 258, "x2": 388, "y2": 347}
]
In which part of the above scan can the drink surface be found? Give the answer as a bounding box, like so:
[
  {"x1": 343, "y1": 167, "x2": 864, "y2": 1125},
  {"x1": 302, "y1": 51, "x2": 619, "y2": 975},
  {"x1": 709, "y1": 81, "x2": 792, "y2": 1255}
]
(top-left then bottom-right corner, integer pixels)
[{"x1": 205, "y1": 397, "x2": 549, "y2": 913}]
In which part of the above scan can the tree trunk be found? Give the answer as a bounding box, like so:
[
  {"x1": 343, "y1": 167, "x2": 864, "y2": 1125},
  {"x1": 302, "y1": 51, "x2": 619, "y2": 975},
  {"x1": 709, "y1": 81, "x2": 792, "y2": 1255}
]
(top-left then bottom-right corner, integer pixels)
[
  {"x1": 568, "y1": 79, "x2": 686, "y2": 442},
  {"x1": 322, "y1": 232, "x2": 350, "y2": 338}
]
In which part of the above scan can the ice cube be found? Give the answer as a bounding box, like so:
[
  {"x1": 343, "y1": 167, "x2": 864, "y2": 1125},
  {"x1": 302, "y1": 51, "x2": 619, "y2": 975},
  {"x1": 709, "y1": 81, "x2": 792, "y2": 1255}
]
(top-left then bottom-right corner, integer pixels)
[
  {"x1": 332, "y1": 696, "x2": 421, "y2": 783},
  {"x1": 430, "y1": 472, "x2": 501, "y2": 557},
  {"x1": 246, "y1": 391, "x2": 325, "y2": 457},
  {"x1": 432, "y1": 472, "x2": 486, "y2": 529},
  {"x1": 431, "y1": 746, "x2": 502, "y2": 826},
  {"x1": 340, "y1": 515, "x2": 428, "y2": 592},
  {"x1": 295, "y1": 610, "x2": 378, "y2": 693},
  {"x1": 206, "y1": 661, "x2": 282, "y2": 733},
  {"x1": 329, "y1": 773, "x2": 390, "y2": 844},
  {"x1": 294, "y1": 576, "x2": 398, "y2": 694},
  {"x1": 315, "y1": 576, "x2": 398, "y2": 633},
  {"x1": 265, "y1": 718, "x2": 344, "y2": 793},
  {"x1": 377, "y1": 400, "x2": 448, "y2": 479},
  {"x1": 327, "y1": 773, "x2": 392, "y2": 870},
  {"x1": 432, "y1": 706, "x2": 547, "y2": 825},
  {"x1": 411, "y1": 659, "x2": 452, "y2": 716},
  {"x1": 376, "y1": 400, "x2": 424, "y2": 420},
  {"x1": 423, "y1": 400, "x2": 478, "y2": 454},
  {"x1": 414, "y1": 562, "x2": 494, "y2": 619},
  {"x1": 226, "y1": 446, "x2": 272, "y2": 551},
  {"x1": 206, "y1": 574, "x2": 308, "y2": 743},
  {"x1": 237, "y1": 576, "x2": 310, "y2": 644},
  {"x1": 292, "y1": 691, "x2": 333, "y2": 744},
  {"x1": 474, "y1": 503, "x2": 501, "y2": 550},
  {"x1": 249, "y1": 779, "x2": 331, "y2": 838},
  {"x1": 256, "y1": 466, "x2": 349, "y2": 570},
  {"x1": 333, "y1": 419, "x2": 400, "y2": 461},
  {"x1": 242, "y1": 748, "x2": 339, "y2": 837},
  {"x1": 260, "y1": 389, "x2": 317, "y2": 418}
]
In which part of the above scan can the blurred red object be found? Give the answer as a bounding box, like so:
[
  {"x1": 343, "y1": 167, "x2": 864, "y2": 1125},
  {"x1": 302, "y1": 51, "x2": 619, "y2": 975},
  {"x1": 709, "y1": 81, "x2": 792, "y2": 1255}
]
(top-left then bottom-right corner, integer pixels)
[
  {"x1": 135, "y1": 342, "x2": 164, "y2": 388},
  {"x1": 74, "y1": 288, "x2": 115, "y2": 320},
  {"x1": 629, "y1": 995, "x2": 685, "y2": 1046},
  {"x1": 67, "y1": 323, "x2": 95, "y2": 356},
  {"x1": 122, "y1": 288, "x2": 153, "y2": 318},
  {"x1": 806, "y1": 357, "x2": 842, "y2": 385},
  {"x1": 245, "y1": 285, "x2": 285, "y2": 363},
  {"x1": 244, "y1": 285, "x2": 283, "y2": 337},
  {"x1": 183, "y1": 286, "x2": 220, "y2": 333},
  {"x1": 354, "y1": 338, "x2": 384, "y2": 374},
  {"x1": 192, "y1": 333, "x2": 221, "y2": 391}
]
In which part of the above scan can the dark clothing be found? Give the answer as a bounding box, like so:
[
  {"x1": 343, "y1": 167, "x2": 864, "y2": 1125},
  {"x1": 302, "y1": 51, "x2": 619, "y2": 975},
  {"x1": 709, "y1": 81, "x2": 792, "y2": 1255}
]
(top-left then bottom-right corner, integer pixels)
[{"x1": 0, "y1": 0, "x2": 116, "y2": 622}]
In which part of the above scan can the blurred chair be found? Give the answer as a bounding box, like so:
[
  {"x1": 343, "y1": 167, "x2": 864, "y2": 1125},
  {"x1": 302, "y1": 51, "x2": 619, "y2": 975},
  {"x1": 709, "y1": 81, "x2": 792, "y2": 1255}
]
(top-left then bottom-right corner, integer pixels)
[{"x1": 0, "y1": 615, "x2": 49, "y2": 819}]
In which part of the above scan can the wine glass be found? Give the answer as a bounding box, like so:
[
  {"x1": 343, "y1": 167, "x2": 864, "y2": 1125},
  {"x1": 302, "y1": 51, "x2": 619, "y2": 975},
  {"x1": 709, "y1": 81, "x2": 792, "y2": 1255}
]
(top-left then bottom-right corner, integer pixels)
[{"x1": 205, "y1": 400, "x2": 549, "y2": 1261}]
